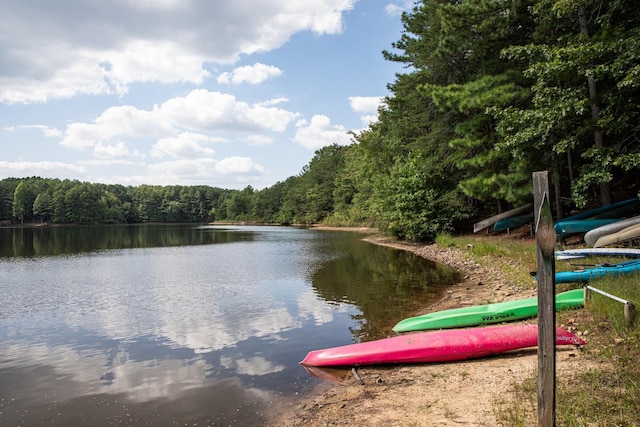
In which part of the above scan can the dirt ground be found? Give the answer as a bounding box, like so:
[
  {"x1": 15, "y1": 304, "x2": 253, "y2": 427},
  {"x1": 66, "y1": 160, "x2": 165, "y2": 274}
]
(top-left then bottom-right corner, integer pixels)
[{"x1": 269, "y1": 231, "x2": 591, "y2": 427}]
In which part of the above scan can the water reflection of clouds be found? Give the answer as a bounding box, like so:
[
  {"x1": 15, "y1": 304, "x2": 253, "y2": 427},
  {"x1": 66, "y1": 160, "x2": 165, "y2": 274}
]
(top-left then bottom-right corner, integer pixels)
[
  {"x1": 221, "y1": 356, "x2": 285, "y2": 376},
  {"x1": 0, "y1": 346, "x2": 275, "y2": 425},
  {"x1": 83, "y1": 252, "x2": 340, "y2": 355},
  {"x1": 153, "y1": 304, "x2": 303, "y2": 354},
  {"x1": 0, "y1": 343, "x2": 210, "y2": 402},
  {"x1": 1, "y1": 228, "x2": 364, "y2": 421},
  {"x1": 297, "y1": 289, "x2": 352, "y2": 326}
]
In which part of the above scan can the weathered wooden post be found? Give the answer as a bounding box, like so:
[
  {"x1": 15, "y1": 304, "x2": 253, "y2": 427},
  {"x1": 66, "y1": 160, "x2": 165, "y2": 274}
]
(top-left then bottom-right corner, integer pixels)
[{"x1": 533, "y1": 171, "x2": 556, "y2": 427}]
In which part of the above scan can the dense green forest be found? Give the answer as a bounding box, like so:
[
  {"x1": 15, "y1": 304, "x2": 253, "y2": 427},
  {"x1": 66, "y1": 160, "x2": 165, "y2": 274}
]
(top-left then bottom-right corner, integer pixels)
[{"x1": 2, "y1": 0, "x2": 640, "y2": 241}]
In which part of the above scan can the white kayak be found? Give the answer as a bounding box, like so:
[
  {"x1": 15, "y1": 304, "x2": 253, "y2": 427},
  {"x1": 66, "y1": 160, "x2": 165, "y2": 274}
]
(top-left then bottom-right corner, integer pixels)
[{"x1": 584, "y1": 215, "x2": 640, "y2": 246}]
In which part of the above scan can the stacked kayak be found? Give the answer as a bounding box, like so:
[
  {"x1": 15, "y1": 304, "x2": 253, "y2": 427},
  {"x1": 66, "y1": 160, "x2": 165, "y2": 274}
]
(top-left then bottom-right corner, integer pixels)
[
  {"x1": 594, "y1": 223, "x2": 640, "y2": 248},
  {"x1": 300, "y1": 324, "x2": 585, "y2": 367},
  {"x1": 584, "y1": 215, "x2": 640, "y2": 246},
  {"x1": 555, "y1": 259, "x2": 640, "y2": 283},
  {"x1": 494, "y1": 213, "x2": 534, "y2": 232},
  {"x1": 392, "y1": 288, "x2": 584, "y2": 332},
  {"x1": 556, "y1": 248, "x2": 640, "y2": 260},
  {"x1": 554, "y1": 197, "x2": 640, "y2": 241},
  {"x1": 561, "y1": 198, "x2": 640, "y2": 221},
  {"x1": 554, "y1": 219, "x2": 619, "y2": 240},
  {"x1": 473, "y1": 203, "x2": 533, "y2": 233}
]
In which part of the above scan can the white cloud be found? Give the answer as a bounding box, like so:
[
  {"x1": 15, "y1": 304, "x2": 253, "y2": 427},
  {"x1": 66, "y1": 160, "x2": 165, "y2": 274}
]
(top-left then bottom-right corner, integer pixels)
[
  {"x1": 0, "y1": 57, "x2": 112, "y2": 104},
  {"x1": 0, "y1": 1, "x2": 357, "y2": 104},
  {"x1": 93, "y1": 141, "x2": 143, "y2": 160},
  {"x1": 151, "y1": 133, "x2": 221, "y2": 159},
  {"x1": 385, "y1": 1, "x2": 414, "y2": 16},
  {"x1": 124, "y1": 0, "x2": 183, "y2": 11},
  {"x1": 158, "y1": 90, "x2": 298, "y2": 133},
  {"x1": 62, "y1": 105, "x2": 170, "y2": 149},
  {"x1": 349, "y1": 96, "x2": 384, "y2": 125},
  {"x1": 217, "y1": 63, "x2": 283, "y2": 85},
  {"x1": 257, "y1": 97, "x2": 289, "y2": 107},
  {"x1": 216, "y1": 157, "x2": 266, "y2": 175},
  {"x1": 144, "y1": 157, "x2": 265, "y2": 186},
  {"x1": 4, "y1": 124, "x2": 63, "y2": 138},
  {"x1": 0, "y1": 161, "x2": 86, "y2": 176},
  {"x1": 242, "y1": 134, "x2": 274, "y2": 146},
  {"x1": 61, "y1": 89, "x2": 299, "y2": 149},
  {"x1": 293, "y1": 115, "x2": 352, "y2": 150},
  {"x1": 348, "y1": 96, "x2": 383, "y2": 113},
  {"x1": 104, "y1": 41, "x2": 212, "y2": 94}
]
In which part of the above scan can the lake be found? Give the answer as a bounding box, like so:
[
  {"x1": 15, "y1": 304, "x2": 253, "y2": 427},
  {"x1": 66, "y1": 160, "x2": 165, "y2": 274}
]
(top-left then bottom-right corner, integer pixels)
[{"x1": 0, "y1": 224, "x2": 460, "y2": 425}]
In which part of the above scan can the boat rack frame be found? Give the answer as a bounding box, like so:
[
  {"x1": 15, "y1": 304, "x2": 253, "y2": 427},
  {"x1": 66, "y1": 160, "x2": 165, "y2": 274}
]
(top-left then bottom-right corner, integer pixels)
[{"x1": 584, "y1": 285, "x2": 637, "y2": 324}]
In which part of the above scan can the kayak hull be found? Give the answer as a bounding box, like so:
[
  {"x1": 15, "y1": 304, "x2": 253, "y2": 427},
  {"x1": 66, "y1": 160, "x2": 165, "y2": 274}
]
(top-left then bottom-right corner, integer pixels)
[
  {"x1": 560, "y1": 198, "x2": 640, "y2": 222},
  {"x1": 555, "y1": 259, "x2": 640, "y2": 283},
  {"x1": 584, "y1": 215, "x2": 640, "y2": 246},
  {"x1": 473, "y1": 204, "x2": 533, "y2": 233},
  {"x1": 392, "y1": 288, "x2": 584, "y2": 332},
  {"x1": 494, "y1": 213, "x2": 534, "y2": 232},
  {"x1": 300, "y1": 324, "x2": 585, "y2": 367},
  {"x1": 554, "y1": 219, "x2": 620, "y2": 240},
  {"x1": 594, "y1": 223, "x2": 640, "y2": 248},
  {"x1": 556, "y1": 248, "x2": 640, "y2": 260}
]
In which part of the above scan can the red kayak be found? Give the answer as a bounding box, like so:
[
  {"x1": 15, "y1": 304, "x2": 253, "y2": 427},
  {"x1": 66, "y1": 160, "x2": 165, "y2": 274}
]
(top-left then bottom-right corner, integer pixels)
[{"x1": 300, "y1": 324, "x2": 585, "y2": 367}]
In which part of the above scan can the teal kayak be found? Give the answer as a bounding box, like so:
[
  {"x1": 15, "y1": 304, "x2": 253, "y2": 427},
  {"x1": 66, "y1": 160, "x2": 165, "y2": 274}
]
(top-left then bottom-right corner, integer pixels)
[
  {"x1": 392, "y1": 288, "x2": 584, "y2": 332},
  {"x1": 555, "y1": 259, "x2": 640, "y2": 283},
  {"x1": 473, "y1": 203, "x2": 533, "y2": 233},
  {"x1": 554, "y1": 218, "x2": 620, "y2": 240},
  {"x1": 494, "y1": 212, "x2": 534, "y2": 232}
]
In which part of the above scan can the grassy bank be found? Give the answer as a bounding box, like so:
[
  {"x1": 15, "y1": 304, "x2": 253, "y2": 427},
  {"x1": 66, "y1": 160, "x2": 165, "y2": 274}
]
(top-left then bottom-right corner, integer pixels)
[{"x1": 436, "y1": 233, "x2": 640, "y2": 426}]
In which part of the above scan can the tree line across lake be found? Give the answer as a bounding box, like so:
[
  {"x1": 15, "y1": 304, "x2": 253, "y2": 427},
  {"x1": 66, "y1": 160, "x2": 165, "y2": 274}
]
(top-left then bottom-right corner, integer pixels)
[{"x1": 2, "y1": 0, "x2": 640, "y2": 240}]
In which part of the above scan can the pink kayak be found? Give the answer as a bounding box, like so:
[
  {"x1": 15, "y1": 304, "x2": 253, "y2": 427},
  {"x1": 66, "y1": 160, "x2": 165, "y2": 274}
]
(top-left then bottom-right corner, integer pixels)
[{"x1": 300, "y1": 324, "x2": 585, "y2": 367}]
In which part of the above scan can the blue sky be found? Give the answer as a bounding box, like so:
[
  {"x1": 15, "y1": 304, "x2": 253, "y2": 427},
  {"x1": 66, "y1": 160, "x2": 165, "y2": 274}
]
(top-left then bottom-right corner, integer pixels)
[{"x1": 0, "y1": 0, "x2": 411, "y2": 190}]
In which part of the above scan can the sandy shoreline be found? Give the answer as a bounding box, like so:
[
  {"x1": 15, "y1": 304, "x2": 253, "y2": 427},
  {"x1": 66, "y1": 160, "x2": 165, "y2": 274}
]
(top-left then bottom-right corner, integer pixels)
[{"x1": 269, "y1": 232, "x2": 589, "y2": 426}]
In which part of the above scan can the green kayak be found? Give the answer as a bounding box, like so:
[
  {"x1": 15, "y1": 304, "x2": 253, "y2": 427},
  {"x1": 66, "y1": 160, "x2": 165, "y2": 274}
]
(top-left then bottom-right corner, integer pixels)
[{"x1": 392, "y1": 288, "x2": 584, "y2": 332}]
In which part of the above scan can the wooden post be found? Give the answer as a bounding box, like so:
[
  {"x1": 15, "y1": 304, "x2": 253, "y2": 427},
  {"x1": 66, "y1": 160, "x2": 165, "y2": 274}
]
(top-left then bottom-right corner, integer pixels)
[
  {"x1": 584, "y1": 286, "x2": 590, "y2": 308},
  {"x1": 625, "y1": 302, "x2": 636, "y2": 325},
  {"x1": 533, "y1": 171, "x2": 557, "y2": 427}
]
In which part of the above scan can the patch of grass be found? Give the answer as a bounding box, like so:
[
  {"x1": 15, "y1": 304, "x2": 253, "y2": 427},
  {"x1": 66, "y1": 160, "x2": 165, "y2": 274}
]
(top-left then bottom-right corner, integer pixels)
[
  {"x1": 435, "y1": 232, "x2": 457, "y2": 248},
  {"x1": 585, "y1": 272, "x2": 640, "y2": 333},
  {"x1": 496, "y1": 302, "x2": 640, "y2": 426},
  {"x1": 556, "y1": 312, "x2": 640, "y2": 426},
  {"x1": 439, "y1": 235, "x2": 640, "y2": 426},
  {"x1": 455, "y1": 238, "x2": 509, "y2": 256},
  {"x1": 439, "y1": 234, "x2": 537, "y2": 289},
  {"x1": 494, "y1": 377, "x2": 536, "y2": 427}
]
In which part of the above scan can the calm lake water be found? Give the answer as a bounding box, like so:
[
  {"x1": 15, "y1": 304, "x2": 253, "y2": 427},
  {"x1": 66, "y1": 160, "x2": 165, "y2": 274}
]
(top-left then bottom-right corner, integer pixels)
[{"x1": 0, "y1": 224, "x2": 460, "y2": 425}]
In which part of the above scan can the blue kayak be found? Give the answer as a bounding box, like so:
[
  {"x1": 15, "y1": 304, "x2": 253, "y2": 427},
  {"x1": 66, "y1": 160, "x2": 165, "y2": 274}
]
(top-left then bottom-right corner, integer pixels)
[
  {"x1": 555, "y1": 259, "x2": 640, "y2": 283},
  {"x1": 555, "y1": 198, "x2": 640, "y2": 241},
  {"x1": 560, "y1": 198, "x2": 639, "y2": 221}
]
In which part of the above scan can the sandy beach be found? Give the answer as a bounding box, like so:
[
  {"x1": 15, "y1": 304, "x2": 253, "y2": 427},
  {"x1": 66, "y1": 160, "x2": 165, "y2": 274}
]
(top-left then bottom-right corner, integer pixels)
[{"x1": 269, "y1": 232, "x2": 591, "y2": 426}]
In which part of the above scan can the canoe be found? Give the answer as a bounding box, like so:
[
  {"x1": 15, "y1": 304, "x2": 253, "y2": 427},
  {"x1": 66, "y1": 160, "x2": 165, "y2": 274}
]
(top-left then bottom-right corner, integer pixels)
[
  {"x1": 560, "y1": 197, "x2": 640, "y2": 222},
  {"x1": 473, "y1": 203, "x2": 533, "y2": 233},
  {"x1": 594, "y1": 223, "x2": 640, "y2": 248},
  {"x1": 555, "y1": 259, "x2": 640, "y2": 283},
  {"x1": 556, "y1": 248, "x2": 640, "y2": 260},
  {"x1": 391, "y1": 288, "x2": 584, "y2": 332},
  {"x1": 494, "y1": 212, "x2": 534, "y2": 232},
  {"x1": 554, "y1": 218, "x2": 620, "y2": 241},
  {"x1": 584, "y1": 215, "x2": 640, "y2": 246},
  {"x1": 299, "y1": 324, "x2": 586, "y2": 367}
]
